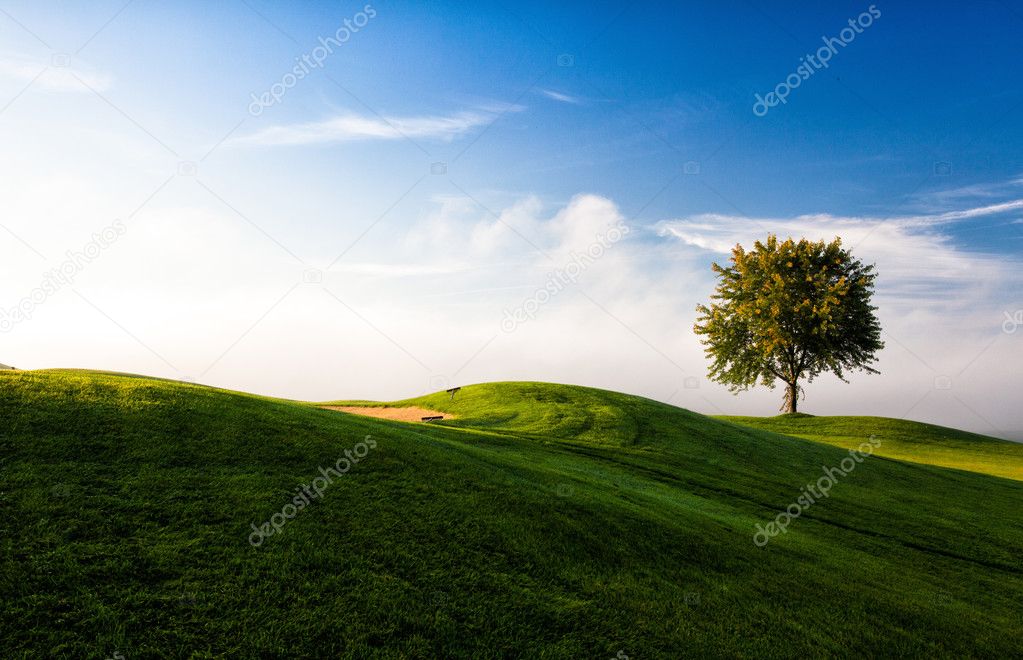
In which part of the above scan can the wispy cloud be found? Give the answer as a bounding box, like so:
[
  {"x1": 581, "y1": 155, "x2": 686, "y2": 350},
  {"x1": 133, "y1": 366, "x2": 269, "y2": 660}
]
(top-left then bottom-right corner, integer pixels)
[
  {"x1": 539, "y1": 89, "x2": 582, "y2": 104},
  {"x1": 331, "y1": 262, "x2": 473, "y2": 277},
  {"x1": 236, "y1": 105, "x2": 525, "y2": 146},
  {"x1": 659, "y1": 198, "x2": 1023, "y2": 254},
  {"x1": 906, "y1": 199, "x2": 1023, "y2": 224},
  {"x1": 0, "y1": 53, "x2": 111, "y2": 92},
  {"x1": 910, "y1": 175, "x2": 1023, "y2": 209}
]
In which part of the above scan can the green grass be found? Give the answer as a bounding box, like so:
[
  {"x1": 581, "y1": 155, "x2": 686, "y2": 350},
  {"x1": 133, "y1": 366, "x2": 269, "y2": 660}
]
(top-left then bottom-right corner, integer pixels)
[
  {"x1": 3, "y1": 370, "x2": 1022, "y2": 658},
  {"x1": 719, "y1": 414, "x2": 1023, "y2": 481}
]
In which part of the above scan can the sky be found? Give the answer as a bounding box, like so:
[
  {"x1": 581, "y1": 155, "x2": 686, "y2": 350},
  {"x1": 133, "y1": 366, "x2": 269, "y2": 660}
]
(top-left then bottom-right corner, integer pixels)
[{"x1": 1, "y1": 1, "x2": 1022, "y2": 439}]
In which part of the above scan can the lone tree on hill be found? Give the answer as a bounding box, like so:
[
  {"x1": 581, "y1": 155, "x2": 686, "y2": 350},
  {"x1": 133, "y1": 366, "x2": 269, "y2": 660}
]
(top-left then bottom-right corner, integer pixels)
[{"x1": 694, "y1": 235, "x2": 883, "y2": 414}]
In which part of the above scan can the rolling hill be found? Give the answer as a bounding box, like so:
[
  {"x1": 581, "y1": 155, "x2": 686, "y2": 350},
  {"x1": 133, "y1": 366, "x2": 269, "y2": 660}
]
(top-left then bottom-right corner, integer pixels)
[
  {"x1": 2, "y1": 370, "x2": 1022, "y2": 658},
  {"x1": 718, "y1": 414, "x2": 1023, "y2": 482}
]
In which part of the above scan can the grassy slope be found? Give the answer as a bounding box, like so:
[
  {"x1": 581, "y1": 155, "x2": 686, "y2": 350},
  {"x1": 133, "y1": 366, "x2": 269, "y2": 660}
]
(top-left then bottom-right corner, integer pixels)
[
  {"x1": 719, "y1": 414, "x2": 1023, "y2": 481},
  {"x1": 1, "y1": 372, "x2": 1021, "y2": 658}
]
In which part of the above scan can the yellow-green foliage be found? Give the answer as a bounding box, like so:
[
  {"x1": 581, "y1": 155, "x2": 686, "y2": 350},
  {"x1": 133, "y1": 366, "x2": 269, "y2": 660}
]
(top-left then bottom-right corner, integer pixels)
[{"x1": 695, "y1": 235, "x2": 883, "y2": 412}]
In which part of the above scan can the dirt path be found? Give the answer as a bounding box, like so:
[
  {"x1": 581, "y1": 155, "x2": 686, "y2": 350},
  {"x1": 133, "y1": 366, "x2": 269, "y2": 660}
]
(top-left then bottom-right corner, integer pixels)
[{"x1": 321, "y1": 406, "x2": 454, "y2": 422}]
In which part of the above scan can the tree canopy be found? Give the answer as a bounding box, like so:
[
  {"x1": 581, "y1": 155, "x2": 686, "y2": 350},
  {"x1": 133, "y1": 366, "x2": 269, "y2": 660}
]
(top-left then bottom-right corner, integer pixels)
[{"x1": 694, "y1": 235, "x2": 883, "y2": 413}]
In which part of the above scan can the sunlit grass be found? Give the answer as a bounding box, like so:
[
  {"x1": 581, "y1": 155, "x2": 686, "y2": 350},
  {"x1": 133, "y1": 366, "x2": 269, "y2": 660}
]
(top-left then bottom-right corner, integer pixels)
[
  {"x1": 3, "y1": 370, "x2": 1022, "y2": 657},
  {"x1": 720, "y1": 414, "x2": 1023, "y2": 481}
]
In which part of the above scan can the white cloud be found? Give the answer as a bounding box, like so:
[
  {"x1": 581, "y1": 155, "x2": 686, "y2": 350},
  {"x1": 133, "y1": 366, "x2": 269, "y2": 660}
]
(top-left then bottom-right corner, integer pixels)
[
  {"x1": 657, "y1": 227, "x2": 735, "y2": 254},
  {"x1": 236, "y1": 105, "x2": 525, "y2": 146}
]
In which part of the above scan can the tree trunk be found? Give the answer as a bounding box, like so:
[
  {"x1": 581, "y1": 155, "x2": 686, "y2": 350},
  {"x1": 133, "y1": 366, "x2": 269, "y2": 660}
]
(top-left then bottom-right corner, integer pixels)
[{"x1": 785, "y1": 381, "x2": 798, "y2": 414}]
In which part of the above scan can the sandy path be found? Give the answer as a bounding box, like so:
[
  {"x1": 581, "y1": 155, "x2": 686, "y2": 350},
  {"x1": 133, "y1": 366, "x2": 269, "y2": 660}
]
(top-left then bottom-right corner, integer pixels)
[{"x1": 321, "y1": 406, "x2": 454, "y2": 422}]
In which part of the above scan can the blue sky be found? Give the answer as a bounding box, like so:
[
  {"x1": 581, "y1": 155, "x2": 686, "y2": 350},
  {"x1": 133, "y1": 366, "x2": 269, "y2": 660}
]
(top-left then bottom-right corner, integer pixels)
[{"x1": 1, "y1": 1, "x2": 1021, "y2": 437}]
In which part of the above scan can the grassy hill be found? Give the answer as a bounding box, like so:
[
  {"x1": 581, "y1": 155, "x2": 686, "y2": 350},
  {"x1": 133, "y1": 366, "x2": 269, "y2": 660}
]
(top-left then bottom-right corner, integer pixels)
[
  {"x1": 719, "y1": 414, "x2": 1023, "y2": 481},
  {"x1": 2, "y1": 370, "x2": 1022, "y2": 658}
]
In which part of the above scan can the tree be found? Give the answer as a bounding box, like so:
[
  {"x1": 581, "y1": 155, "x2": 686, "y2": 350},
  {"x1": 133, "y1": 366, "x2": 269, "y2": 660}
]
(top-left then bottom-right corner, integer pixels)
[{"x1": 694, "y1": 235, "x2": 883, "y2": 414}]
